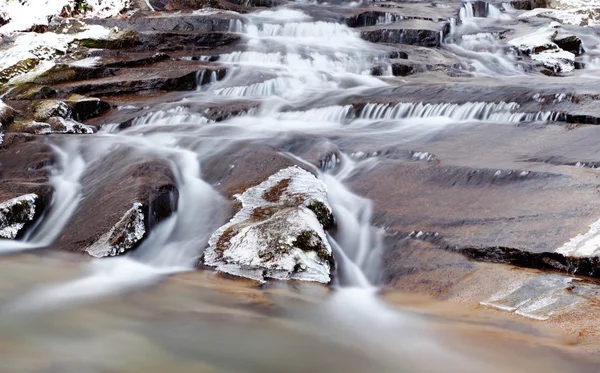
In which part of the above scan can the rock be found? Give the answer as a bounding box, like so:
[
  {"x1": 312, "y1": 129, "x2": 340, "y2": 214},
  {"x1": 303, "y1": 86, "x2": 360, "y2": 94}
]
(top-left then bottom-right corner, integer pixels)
[
  {"x1": 531, "y1": 48, "x2": 575, "y2": 73},
  {"x1": 508, "y1": 23, "x2": 575, "y2": 73},
  {"x1": 4, "y1": 85, "x2": 58, "y2": 101},
  {"x1": 86, "y1": 13, "x2": 236, "y2": 33},
  {"x1": 46, "y1": 117, "x2": 95, "y2": 134},
  {"x1": 0, "y1": 194, "x2": 38, "y2": 239},
  {"x1": 0, "y1": 133, "x2": 54, "y2": 228},
  {"x1": 32, "y1": 64, "x2": 117, "y2": 85},
  {"x1": 66, "y1": 95, "x2": 111, "y2": 121},
  {"x1": 359, "y1": 19, "x2": 450, "y2": 47},
  {"x1": 553, "y1": 33, "x2": 584, "y2": 55},
  {"x1": 0, "y1": 100, "x2": 16, "y2": 129},
  {"x1": 55, "y1": 152, "x2": 178, "y2": 256},
  {"x1": 32, "y1": 100, "x2": 72, "y2": 121},
  {"x1": 86, "y1": 202, "x2": 146, "y2": 257},
  {"x1": 204, "y1": 166, "x2": 335, "y2": 284}
]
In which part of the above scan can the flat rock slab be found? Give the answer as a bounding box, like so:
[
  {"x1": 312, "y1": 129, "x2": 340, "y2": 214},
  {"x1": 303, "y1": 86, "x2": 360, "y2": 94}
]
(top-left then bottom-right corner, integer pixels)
[{"x1": 359, "y1": 19, "x2": 450, "y2": 47}]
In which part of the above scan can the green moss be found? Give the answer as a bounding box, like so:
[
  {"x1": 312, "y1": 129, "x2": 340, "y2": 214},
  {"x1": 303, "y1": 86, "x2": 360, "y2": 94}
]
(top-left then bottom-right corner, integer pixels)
[
  {"x1": 292, "y1": 230, "x2": 334, "y2": 269},
  {"x1": 307, "y1": 200, "x2": 335, "y2": 229},
  {"x1": 0, "y1": 58, "x2": 40, "y2": 85},
  {"x1": 77, "y1": 31, "x2": 140, "y2": 50}
]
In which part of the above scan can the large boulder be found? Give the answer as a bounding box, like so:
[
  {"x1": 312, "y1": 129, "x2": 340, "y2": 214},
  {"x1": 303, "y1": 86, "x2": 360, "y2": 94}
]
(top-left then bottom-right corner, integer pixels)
[{"x1": 204, "y1": 166, "x2": 335, "y2": 283}]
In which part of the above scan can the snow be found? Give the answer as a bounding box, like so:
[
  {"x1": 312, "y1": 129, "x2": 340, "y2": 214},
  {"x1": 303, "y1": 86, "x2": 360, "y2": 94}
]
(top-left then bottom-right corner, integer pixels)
[
  {"x1": 556, "y1": 217, "x2": 600, "y2": 257},
  {"x1": 0, "y1": 22, "x2": 111, "y2": 85},
  {"x1": 519, "y1": 0, "x2": 600, "y2": 26},
  {"x1": 0, "y1": 194, "x2": 38, "y2": 239},
  {"x1": 0, "y1": 0, "x2": 130, "y2": 34},
  {"x1": 204, "y1": 166, "x2": 334, "y2": 283}
]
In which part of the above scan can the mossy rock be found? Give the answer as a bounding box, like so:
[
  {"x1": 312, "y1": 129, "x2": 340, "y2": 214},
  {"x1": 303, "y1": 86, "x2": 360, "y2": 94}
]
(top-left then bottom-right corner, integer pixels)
[
  {"x1": 32, "y1": 100, "x2": 71, "y2": 121},
  {"x1": 32, "y1": 64, "x2": 115, "y2": 85},
  {"x1": 5, "y1": 84, "x2": 58, "y2": 101},
  {"x1": 0, "y1": 58, "x2": 40, "y2": 85},
  {"x1": 77, "y1": 31, "x2": 141, "y2": 50}
]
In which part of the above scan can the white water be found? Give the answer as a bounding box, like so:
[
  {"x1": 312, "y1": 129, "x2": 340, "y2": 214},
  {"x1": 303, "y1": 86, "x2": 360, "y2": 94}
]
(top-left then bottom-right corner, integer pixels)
[
  {"x1": 3, "y1": 4, "x2": 564, "y2": 311},
  {"x1": 0, "y1": 142, "x2": 85, "y2": 254}
]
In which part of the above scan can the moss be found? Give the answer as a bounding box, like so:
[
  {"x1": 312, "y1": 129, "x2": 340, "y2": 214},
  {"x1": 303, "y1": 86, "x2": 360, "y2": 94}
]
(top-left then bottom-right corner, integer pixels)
[
  {"x1": 307, "y1": 200, "x2": 335, "y2": 229},
  {"x1": 263, "y1": 178, "x2": 290, "y2": 202},
  {"x1": 292, "y1": 230, "x2": 334, "y2": 269},
  {"x1": 0, "y1": 58, "x2": 40, "y2": 85},
  {"x1": 16, "y1": 85, "x2": 58, "y2": 100},
  {"x1": 78, "y1": 31, "x2": 140, "y2": 50}
]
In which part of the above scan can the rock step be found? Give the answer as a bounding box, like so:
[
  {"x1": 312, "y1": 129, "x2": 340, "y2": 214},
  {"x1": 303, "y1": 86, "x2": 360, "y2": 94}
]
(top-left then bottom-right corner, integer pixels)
[
  {"x1": 359, "y1": 19, "x2": 451, "y2": 47},
  {"x1": 85, "y1": 12, "x2": 240, "y2": 33},
  {"x1": 49, "y1": 64, "x2": 227, "y2": 96}
]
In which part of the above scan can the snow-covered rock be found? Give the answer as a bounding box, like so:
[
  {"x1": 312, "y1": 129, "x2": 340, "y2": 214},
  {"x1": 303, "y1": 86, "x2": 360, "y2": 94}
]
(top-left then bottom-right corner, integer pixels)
[
  {"x1": 46, "y1": 117, "x2": 95, "y2": 134},
  {"x1": 34, "y1": 99, "x2": 71, "y2": 121},
  {"x1": 0, "y1": 0, "x2": 131, "y2": 34},
  {"x1": 0, "y1": 26, "x2": 112, "y2": 86},
  {"x1": 86, "y1": 202, "x2": 146, "y2": 258},
  {"x1": 519, "y1": 0, "x2": 600, "y2": 27},
  {"x1": 0, "y1": 194, "x2": 38, "y2": 239},
  {"x1": 204, "y1": 166, "x2": 336, "y2": 284},
  {"x1": 508, "y1": 22, "x2": 575, "y2": 73}
]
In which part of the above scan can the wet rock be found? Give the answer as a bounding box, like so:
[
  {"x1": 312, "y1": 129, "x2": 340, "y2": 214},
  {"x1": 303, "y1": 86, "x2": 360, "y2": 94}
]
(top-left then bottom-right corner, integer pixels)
[
  {"x1": 67, "y1": 95, "x2": 111, "y2": 121},
  {"x1": 102, "y1": 53, "x2": 171, "y2": 68},
  {"x1": 566, "y1": 114, "x2": 600, "y2": 125},
  {"x1": 0, "y1": 101, "x2": 16, "y2": 129},
  {"x1": 344, "y1": 11, "x2": 405, "y2": 28},
  {"x1": 204, "y1": 166, "x2": 335, "y2": 284},
  {"x1": 359, "y1": 20, "x2": 450, "y2": 47},
  {"x1": 554, "y1": 33, "x2": 584, "y2": 55},
  {"x1": 32, "y1": 65, "x2": 117, "y2": 85},
  {"x1": 0, "y1": 133, "x2": 54, "y2": 221},
  {"x1": 46, "y1": 117, "x2": 95, "y2": 134},
  {"x1": 86, "y1": 202, "x2": 146, "y2": 257},
  {"x1": 0, "y1": 194, "x2": 38, "y2": 239},
  {"x1": 481, "y1": 273, "x2": 586, "y2": 321},
  {"x1": 4, "y1": 85, "x2": 58, "y2": 101},
  {"x1": 55, "y1": 152, "x2": 178, "y2": 256},
  {"x1": 32, "y1": 100, "x2": 71, "y2": 122},
  {"x1": 87, "y1": 13, "x2": 235, "y2": 33},
  {"x1": 54, "y1": 67, "x2": 203, "y2": 96},
  {"x1": 135, "y1": 31, "x2": 241, "y2": 52}
]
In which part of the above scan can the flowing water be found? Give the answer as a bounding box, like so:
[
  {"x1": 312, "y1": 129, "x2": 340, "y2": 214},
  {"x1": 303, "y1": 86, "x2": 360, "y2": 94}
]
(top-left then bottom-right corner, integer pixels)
[{"x1": 0, "y1": 3, "x2": 597, "y2": 372}]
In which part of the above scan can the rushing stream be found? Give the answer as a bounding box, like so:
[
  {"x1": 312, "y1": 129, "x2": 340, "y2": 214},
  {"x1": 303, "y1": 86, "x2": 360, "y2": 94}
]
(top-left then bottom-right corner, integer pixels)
[{"x1": 0, "y1": 2, "x2": 598, "y2": 372}]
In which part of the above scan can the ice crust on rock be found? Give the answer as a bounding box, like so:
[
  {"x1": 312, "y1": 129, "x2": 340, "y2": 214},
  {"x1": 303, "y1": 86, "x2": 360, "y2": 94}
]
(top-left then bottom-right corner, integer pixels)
[
  {"x1": 204, "y1": 166, "x2": 335, "y2": 284},
  {"x1": 508, "y1": 22, "x2": 575, "y2": 73},
  {"x1": 86, "y1": 202, "x2": 146, "y2": 258},
  {"x1": 0, "y1": 194, "x2": 38, "y2": 239}
]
